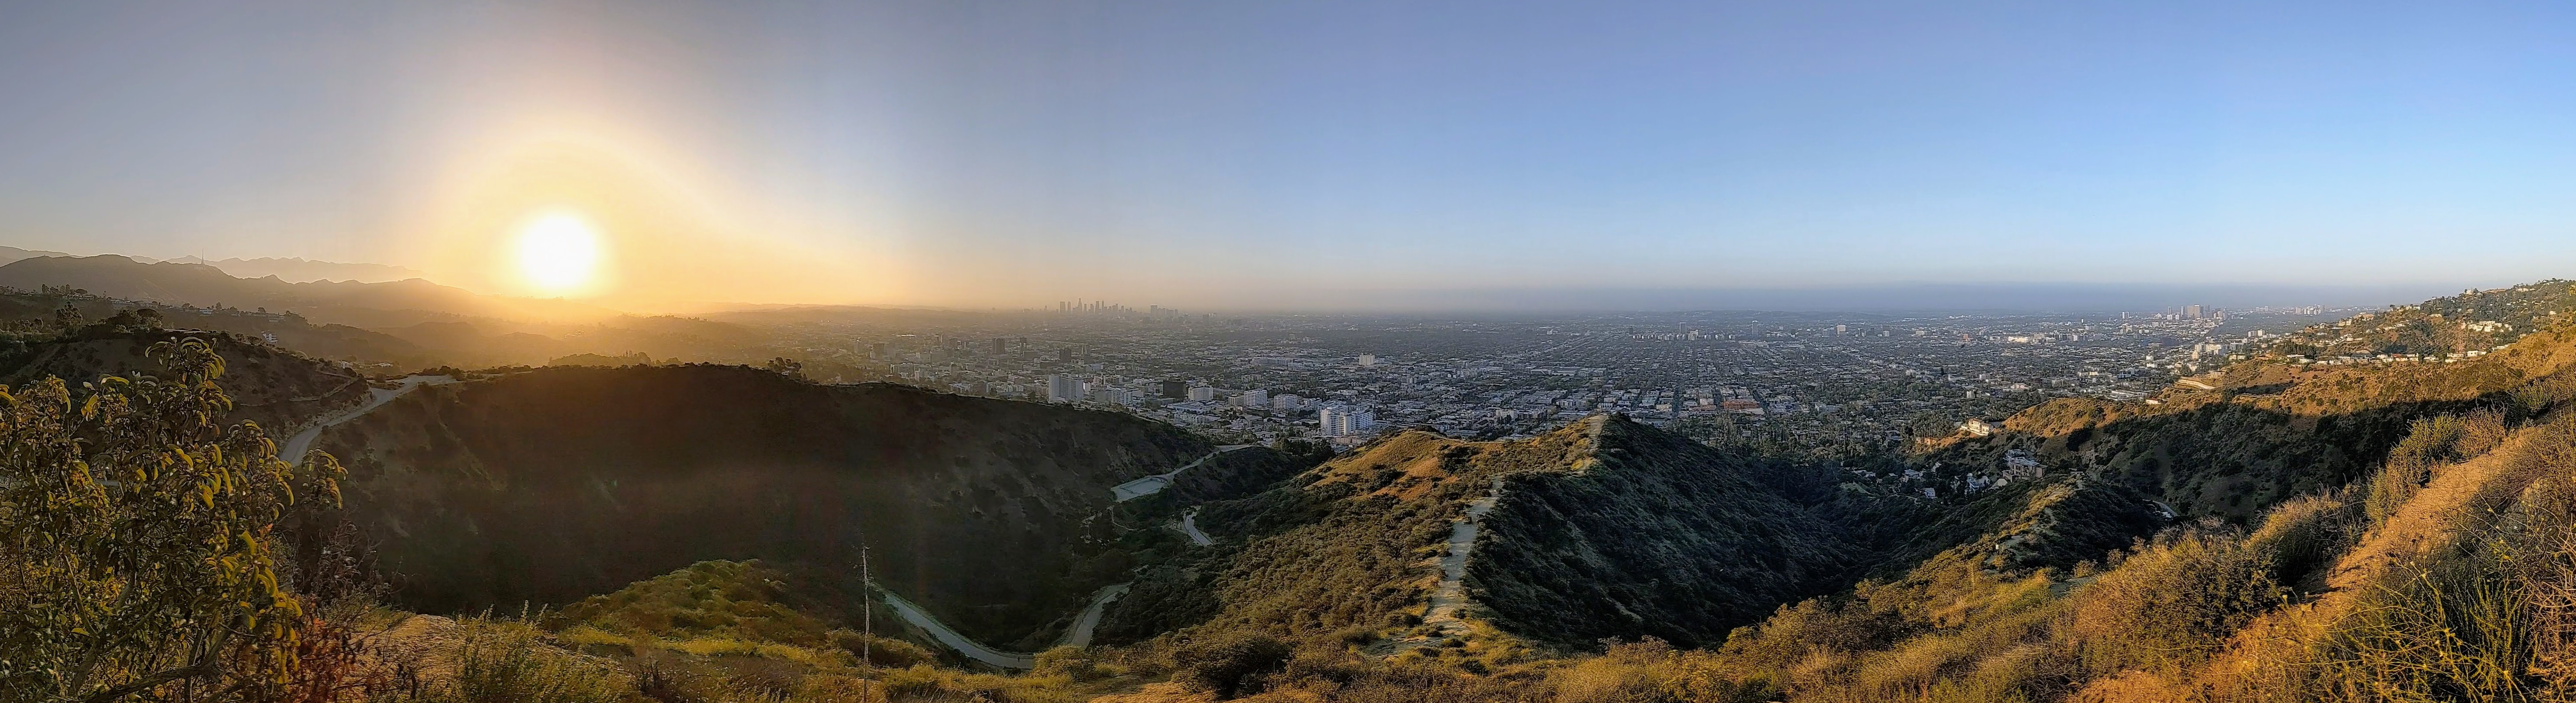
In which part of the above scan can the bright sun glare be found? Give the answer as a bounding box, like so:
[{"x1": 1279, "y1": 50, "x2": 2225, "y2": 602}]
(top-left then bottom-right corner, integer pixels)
[{"x1": 515, "y1": 212, "x2": 602, "y2": 294}]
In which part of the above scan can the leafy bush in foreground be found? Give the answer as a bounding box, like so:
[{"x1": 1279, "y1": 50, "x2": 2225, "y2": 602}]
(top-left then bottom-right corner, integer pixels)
[{"x1": 0, "y1": 338, "x2": 343, "y2": 702}]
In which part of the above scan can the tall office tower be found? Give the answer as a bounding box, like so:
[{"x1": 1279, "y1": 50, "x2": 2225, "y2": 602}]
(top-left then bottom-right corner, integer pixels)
[
  {"x1": 1188, "y1": 386, "x2": 1218, "y2": 402},
  {"x1": 1058, "y1": 348, "x2": 1074, "y2": 361},
  {"x1": 1271, "y1": 393, "x2": 1302, "y2": 411},
  {"x1": 2187, "y1": 304, "x2": 2204, "y2": 318},
  {"x1": 1239, "y1": 389, "x2": 1269, "y2": 408},
  {"x1": 1160, "y1": 380, "x2": 1188, "y2": 399},
  {"x1": 1046, "y1": 375, "x2": 1082, "y2": 403},
  {"x1": 992, "y1": 338, "x2": 1009, "y2": 355}
]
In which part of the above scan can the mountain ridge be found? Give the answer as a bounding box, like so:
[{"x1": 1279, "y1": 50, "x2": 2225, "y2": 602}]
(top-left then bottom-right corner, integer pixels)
[
  {"x1": 0, "y1": 254, "x2": 615, "y2": 326},
  {"x1": 168, "y1": 255, "x2": 428, "y2": 284}
]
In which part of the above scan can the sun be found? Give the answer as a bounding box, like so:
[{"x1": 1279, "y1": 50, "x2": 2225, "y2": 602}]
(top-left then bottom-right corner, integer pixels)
[{"x1": 515, "y1": 211, "x2": 603, "y2": 295}]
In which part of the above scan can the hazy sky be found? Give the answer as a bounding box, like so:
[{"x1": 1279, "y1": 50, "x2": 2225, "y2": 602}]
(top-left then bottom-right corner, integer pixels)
[{"x1": 3, "y1": 1, "x2": 2574, "y2": 309}]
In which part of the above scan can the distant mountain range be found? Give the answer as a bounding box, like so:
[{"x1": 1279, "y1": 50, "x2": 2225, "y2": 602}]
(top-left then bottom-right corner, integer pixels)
[
  {"x1": 0, "y1": 254, "x2": 610, "y2": 327},
  {"x1": 0, "y1": 255, "x2": 788, "y2": 369},
  {"x1": 0, "y1": 249, "x2": 425, "y2": 284},
  {"x1": 163, "y1": 255, "x2": 426, "y2": 283},
  {"x1": 0, "y1": 246, "x2": 71, "y2": 265}
]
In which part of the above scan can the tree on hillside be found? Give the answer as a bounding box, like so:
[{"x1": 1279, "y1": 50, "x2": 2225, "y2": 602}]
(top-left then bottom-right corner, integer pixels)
[
  {"x1": 51, "y1": 302, "x2": 82, "y2": 332},
  {"x1": 91, "y1": 308, "x2": 163, "y2": 334},
  {"x1": 0, "y1": 338, "x2": 345, "y2": 702},
  {"x1": 764, "y1": 356, "x2": 804, "y2": 378}
]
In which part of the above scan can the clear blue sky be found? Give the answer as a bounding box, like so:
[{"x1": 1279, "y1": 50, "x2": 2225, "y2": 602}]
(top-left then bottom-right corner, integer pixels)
[{"x1": 2, "y1": 1, "x2": 2573, "y2": 308}]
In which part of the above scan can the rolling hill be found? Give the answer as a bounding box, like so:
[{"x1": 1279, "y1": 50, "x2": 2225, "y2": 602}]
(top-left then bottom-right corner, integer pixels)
[
  {"x1": 309, "y1": 364, "x2": 1245, "y2": 649},
  {"x1": 1102, "y1": 415, "x2": 1856, "y2": 651},
  {"x1": 0, "y1": 290, "x2": 435, "y2": 368},
  {"x1": 0, "y1": 324, "x2": 368, "y2": 433}
]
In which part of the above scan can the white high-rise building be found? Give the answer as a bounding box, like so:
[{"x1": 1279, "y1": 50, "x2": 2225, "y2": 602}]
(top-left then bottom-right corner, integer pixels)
[
  {"x1": 1319, "y1": 405, "x2": 1377, "y2": 437},
  {"x1": 1271, "y1": 393, "x2": 1302, "y2": 411},
  {"x1": 1357, "y1": 354, "x2": 1377, "y2": 366},
  {"x1": 1046, "y1": 375, "x2": 1085, "y2": 403},
  {"x1": 1188, "y1": 386, "x2": 1218, "y2": 402},
  {"x1": 1238, "y1": 389, "x2": 1269, "y2": 408}
]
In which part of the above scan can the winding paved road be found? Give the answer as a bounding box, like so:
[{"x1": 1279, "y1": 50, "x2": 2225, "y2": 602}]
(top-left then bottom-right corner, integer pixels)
[
  {"x1": 876, "y1": 444, "x2": 1261, "y2": 666},
  {"x1": 1174, "y1": 508, "x2": 1214, "y2": 546},
  {"x1": 280, "y1": 375, "x2": 455, "y2": 461},
  {"x1": 875, "y1": 579, "x2": 1134, "y2": 669},
  {"x1": 1110, "y1": 444, "x2": 1255, "y2": 501},
  {"x1": 876, "y1": 585, "x2": 1039, "y2": 669},
  {"x1": 1056, "y1": 583, "x2": 1132, "y2": 648}
]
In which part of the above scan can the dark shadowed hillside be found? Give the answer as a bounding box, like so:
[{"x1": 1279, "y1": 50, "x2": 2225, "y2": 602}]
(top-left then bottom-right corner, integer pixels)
[
  {"x1": 0, "y1": 327, "x2": 366, "y2": 432},
  {"x1": 312, "y1": 364, "x2": 1218, "y2": 647},
  {"x1": 1470, "y1": 417, "x2": 1856, "y2": 648},
  {"x1": 1102, "y1": 415, "x2": 1852, "y2": 651}
]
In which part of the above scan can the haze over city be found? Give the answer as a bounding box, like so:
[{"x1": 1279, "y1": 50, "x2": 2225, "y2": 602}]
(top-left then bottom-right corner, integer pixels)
[{"x1": 5, "y1": 1, "x2": 2575, "y2": 311}]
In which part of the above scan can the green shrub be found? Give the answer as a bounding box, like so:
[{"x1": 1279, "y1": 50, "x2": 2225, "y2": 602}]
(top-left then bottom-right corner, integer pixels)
[
  {"x1": 1172, "y1": 633, "x2": 1292, "y2": 699},
  {"x1": 828, "y1": 629, "x2": 934, "y2": 669},
  {"x1": 2307, "y1": 544, "x2": 2537, "y2": 700},
  {"x1": 1033, "y1": 645, "x2": 1106, "y2": 682},
  {"x1": 876, "y1": 665, "x2": 946, "y2": 699},
  {"x1": 2068, "y1": 531, "x2": 2284, "y2": 677},
  {"x1": 2242, "y1": 494, "x2": 2356, "y2": 592},
  {"x1": 1712, "y1": 597, "x2": 1905, "y2": 673},
  {"x1": 0, "y1": 340, "x2": 337, "y2": 700},
  {"x1": 1658, "y1": 652, "x2": 1776, "y2": 703},
  {"x1": 2367, "y1": 414, "x2": 2486, "y2": 524},
  {"x1": 427, "y1": 623, "x2": 628, "y2": 703}
]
